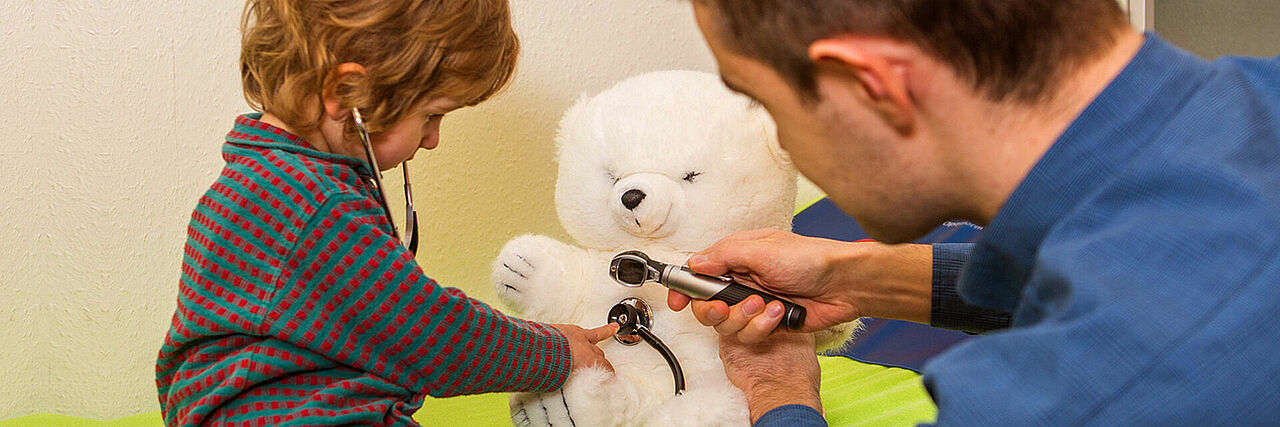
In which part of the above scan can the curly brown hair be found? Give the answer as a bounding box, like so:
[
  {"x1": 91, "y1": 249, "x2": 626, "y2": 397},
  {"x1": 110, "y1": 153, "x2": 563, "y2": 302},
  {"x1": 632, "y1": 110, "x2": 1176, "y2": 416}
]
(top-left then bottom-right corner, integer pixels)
[{"x1": 240, "y1": 0, "x2": 519, "y2": 137}]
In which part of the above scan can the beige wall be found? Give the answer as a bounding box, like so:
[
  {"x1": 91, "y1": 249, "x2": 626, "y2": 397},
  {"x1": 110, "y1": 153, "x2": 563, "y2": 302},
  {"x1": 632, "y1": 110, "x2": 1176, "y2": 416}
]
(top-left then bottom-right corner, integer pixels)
[
  {"x1": 1153, "y1": 0, "x2": 1280, "y2": 59},
  {"x1": 0, "y1": 0, "x2": 738, "y2": 420}
]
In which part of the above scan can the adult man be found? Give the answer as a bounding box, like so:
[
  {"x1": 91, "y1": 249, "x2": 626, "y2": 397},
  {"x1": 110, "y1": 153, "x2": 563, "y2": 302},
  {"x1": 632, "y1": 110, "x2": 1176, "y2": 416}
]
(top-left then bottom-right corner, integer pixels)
[{"x1": 667, "y1": 1, "x2": 1280, "y2": 425}]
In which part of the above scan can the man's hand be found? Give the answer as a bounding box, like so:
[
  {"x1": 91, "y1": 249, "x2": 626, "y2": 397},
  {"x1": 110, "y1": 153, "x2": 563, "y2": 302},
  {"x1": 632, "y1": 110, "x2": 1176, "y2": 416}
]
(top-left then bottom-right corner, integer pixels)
[
  {"x1": 720, "y1": 330, "x2": 822, "y2": 423},
  {"x1": 669, "y1": 229, "x2": 932, "y2": 343},
  {"x1": 552, "y1": 323, "x2": 620, "y2": 372}
]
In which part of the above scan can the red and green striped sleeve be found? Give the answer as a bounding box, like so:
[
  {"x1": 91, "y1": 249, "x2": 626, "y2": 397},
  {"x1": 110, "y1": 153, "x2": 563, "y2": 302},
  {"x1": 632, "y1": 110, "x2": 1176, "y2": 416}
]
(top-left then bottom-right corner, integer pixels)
[{"x1": 268, "y1": 192, "x2": 571, "y2": 396}]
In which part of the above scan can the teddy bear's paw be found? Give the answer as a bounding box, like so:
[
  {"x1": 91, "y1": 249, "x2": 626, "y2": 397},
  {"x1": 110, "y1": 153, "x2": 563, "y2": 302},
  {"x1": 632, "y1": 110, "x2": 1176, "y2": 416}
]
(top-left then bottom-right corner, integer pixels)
[
  {"x1": 510, "y1": 368, "x2": 629, "y2": 427},
  {"x1": 492, "y1": 235, "x2": 578, "y2": 317},
  {"x1": 814, "y1": 319, "x2": 862, "y2": 354},
  {"x1": 509, "y1": 391, "x2": 576, "y2": 427}
]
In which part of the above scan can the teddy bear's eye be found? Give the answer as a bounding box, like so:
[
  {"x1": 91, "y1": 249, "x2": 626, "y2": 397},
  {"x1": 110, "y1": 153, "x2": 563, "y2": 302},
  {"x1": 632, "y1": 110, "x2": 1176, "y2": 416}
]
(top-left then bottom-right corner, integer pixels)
[
  {"x1": 683, "y1": 171, "x2": 702, "y2": 183},
  {"x1": 606, "y1": 169, "x2": 619, "y2": 183}
]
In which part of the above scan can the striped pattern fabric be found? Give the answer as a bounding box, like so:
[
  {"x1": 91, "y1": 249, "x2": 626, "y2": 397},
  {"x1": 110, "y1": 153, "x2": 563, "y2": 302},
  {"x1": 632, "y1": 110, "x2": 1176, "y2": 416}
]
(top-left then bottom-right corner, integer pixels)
[{"x1": 156, "y1": 114, "x2": 570, "y2": 426}]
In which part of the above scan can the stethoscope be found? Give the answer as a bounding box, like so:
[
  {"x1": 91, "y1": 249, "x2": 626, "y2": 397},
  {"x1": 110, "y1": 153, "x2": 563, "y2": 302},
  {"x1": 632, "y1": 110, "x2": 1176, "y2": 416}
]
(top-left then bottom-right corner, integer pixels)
[
  {"x1": 352, "y1": 107, "x2": 419, "y2": 254},
  {"x1": 606, "y1": 251, "x2": 810, "y2": 396}
]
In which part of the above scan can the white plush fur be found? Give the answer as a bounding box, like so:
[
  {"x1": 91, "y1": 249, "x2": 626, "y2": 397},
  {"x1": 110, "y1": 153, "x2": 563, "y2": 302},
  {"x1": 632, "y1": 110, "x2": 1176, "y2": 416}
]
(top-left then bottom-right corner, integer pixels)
[{"x1": 494, "y1": 71, "x2": 855, "y2": 427}]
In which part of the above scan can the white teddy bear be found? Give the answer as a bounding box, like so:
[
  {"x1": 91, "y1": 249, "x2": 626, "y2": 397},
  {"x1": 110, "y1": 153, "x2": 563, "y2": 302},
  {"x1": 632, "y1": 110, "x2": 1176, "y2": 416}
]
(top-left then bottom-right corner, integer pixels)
[{"x1": 493, "y1": 70, "x2": 853, "y2": 427}]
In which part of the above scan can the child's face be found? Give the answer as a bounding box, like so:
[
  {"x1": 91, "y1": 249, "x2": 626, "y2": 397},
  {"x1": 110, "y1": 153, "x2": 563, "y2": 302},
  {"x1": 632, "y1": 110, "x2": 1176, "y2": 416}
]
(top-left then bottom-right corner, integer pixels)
[{"x1": 369, "y1": 97, "x2": 461, "y2": 169}]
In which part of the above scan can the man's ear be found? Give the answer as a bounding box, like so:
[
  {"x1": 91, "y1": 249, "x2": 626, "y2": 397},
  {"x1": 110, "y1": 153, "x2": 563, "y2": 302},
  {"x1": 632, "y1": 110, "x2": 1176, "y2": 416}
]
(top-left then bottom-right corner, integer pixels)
[
  {"x1": 808, "y1": 38, "x2": 915, "y2": 134},
  {"x1": 321, "y1": 62, "x2": 369, "y2": 121}
]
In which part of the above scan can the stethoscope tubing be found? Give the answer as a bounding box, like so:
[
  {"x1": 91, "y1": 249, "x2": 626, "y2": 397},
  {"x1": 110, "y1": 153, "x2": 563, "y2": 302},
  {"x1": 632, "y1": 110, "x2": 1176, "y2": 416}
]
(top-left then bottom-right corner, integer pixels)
[{"x1": 353, "y1": 108, "x2": 418, "y2": 254}]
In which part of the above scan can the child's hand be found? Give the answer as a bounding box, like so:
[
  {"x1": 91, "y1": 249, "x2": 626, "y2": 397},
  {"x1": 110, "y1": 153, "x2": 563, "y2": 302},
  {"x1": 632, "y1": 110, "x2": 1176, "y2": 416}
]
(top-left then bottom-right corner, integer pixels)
[{"x1": 552, "y1": 323, "x2": 620, "y2": 372}]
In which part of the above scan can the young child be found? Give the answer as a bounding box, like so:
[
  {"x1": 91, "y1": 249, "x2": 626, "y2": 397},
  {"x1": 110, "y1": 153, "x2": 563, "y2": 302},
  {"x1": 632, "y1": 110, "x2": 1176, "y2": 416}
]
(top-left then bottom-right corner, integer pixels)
[{"x1": 155, "y1": 0, "x2": 616, "y2": 425}]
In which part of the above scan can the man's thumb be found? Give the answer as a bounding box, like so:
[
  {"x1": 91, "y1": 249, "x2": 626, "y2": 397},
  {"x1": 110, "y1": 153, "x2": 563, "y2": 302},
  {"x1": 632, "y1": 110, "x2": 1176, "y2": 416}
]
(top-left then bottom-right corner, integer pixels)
[{"x1": 687, "y1": 252, "x2": 728, "y2": 275}]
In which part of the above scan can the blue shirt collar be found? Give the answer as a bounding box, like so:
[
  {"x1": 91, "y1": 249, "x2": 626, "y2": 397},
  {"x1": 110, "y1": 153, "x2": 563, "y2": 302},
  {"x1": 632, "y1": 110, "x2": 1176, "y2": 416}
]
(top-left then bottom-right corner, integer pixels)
[{"x1": 958, "y1": 34, "x2": 1214, "y2": 313}]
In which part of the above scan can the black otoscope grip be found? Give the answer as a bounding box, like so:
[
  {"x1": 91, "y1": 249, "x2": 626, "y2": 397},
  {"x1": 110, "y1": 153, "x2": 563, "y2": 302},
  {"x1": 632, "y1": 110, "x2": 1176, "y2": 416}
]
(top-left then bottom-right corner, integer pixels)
[{"x1": 708, "y1": 283, "x2": 807, "y2": 330}]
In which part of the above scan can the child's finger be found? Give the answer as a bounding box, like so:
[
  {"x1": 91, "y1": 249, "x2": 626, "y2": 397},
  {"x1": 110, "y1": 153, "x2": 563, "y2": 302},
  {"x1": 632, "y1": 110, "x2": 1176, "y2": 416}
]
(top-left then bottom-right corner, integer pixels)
[
  {"x1": 584, "y1": 323, "x2": 620, "y2": 344},
  {"x1": 593, "y1": 347, "x2": 614, "y2": 372}
]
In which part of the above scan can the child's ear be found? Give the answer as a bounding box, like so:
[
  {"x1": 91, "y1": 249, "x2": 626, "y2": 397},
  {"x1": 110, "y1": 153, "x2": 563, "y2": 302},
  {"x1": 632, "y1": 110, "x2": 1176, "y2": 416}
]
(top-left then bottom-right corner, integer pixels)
[{"x1": 322, "y1": 62, "x2": 369, "y2": 121}]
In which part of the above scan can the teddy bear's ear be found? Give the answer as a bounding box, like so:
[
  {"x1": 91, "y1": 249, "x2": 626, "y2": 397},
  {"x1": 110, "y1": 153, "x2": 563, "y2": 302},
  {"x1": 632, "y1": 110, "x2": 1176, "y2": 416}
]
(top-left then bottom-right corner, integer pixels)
[
  {"x1": 553, "y1": 93, "x2": 604, "y2": 168},
  {"x1": 751, "y1": 104, "x2": 794, "y2": 170},
  {"x1": 554, "y1": 93, "x2": 594, "y2": 152}
]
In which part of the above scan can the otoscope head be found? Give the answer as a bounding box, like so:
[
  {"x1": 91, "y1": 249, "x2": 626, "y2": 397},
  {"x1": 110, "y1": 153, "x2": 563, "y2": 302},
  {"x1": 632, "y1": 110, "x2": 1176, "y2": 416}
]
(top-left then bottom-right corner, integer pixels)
[{"x1": 610, "y1": 251, "x2": 664, "y2": 287}]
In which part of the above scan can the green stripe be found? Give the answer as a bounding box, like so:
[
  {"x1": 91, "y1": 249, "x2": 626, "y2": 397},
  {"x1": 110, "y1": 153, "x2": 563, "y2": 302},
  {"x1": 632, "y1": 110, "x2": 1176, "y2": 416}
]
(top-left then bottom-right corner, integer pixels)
[
  {"x1": 222, "y1": 159, "x2": 308, "y2": 221},
  {"x1": 198, "y1": 185, "x2": 289, "y2": 250},
  {"x1": 794, "y1": 195, "x2": 825, "y2": 215},
  {"x1": 168, "y1": 354, "x2": 271, "y2": 410},
  {"x1": 279, "y1": 205, "x2": 386, "y2": 347},
  {"x1": 187, "y1": 216, "x2": 280, "y2": 287},
  {"x1": 436, "y1": 307, "x2": 493, "y2": 392},
  {"x1": 356, "y1": 263, "x2": 424, "y2": 362},
  {"x1": 249, "y1": 146, "x2": 334, "y2": 198},
  {"x1": 449, "y1": 303, "x2": 507, "y2": 391},
  {"x1": 228, "y1": 118, "x2": 368, "y2": 168},
  {"x1": 181, "y1": 231, "x2": 273, "y2": 319},
  {"x1": 176, "y1": 268, "x2": 258, "y2": 332},
  {"x1": 414, "y1": 294, "x2": 485, "y2": 394},
  {"x1": 267, "y1": 198, "x2": 363, "y2": 324},
  {"x1": 383, "y1": 283, "x2": 450, "y2": 388},
  {"x1": 219, "y1": 160, "x2": 308, "y2": 221},
  {"x1": 307, "y1": 223, "x2": 406, "y2": 347}
]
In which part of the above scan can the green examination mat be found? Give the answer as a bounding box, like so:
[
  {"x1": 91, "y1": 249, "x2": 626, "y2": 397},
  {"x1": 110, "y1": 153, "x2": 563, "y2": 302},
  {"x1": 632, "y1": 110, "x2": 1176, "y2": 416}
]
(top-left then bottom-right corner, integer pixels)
[{"x1": 0, "y1": 357, "x2": 934, "y2": 426}]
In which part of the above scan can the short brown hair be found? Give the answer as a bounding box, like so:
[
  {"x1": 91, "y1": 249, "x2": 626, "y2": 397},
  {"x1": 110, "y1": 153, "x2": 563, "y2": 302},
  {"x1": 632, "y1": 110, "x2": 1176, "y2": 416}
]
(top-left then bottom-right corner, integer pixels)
[
  {"x1": 241, "y1": 0, "x2": 519, "y2": 136},
  {"x1": 695, "y1": 0, "x2": 1127, "y2": 102}
]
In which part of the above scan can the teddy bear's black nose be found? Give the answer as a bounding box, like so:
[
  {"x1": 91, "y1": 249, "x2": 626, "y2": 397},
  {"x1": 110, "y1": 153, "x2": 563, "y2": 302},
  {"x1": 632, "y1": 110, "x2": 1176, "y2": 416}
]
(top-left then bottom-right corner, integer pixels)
[{"x1": 621, "y1": 189, "x2": 646, "y2": 210}]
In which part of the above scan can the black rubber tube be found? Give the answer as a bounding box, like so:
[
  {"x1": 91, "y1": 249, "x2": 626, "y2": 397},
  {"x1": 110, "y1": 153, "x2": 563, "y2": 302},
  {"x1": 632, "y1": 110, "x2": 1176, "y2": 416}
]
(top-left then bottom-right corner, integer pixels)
[{"x1": 635, "y1": 325, "x2": 685, "y2": 395}]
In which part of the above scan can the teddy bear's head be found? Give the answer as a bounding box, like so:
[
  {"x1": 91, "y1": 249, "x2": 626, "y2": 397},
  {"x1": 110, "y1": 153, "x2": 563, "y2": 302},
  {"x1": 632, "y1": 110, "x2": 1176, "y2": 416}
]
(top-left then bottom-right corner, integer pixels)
[{"x1": 554, "y1": 70, "x2": 798, "y2": 253}]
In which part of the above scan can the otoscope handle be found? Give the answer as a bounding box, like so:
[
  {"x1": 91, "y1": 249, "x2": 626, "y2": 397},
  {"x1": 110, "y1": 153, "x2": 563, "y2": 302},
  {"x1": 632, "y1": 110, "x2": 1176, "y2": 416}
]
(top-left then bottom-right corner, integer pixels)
[{"x1": 708, "y1": 282, "x2": 807, "y2": 330}]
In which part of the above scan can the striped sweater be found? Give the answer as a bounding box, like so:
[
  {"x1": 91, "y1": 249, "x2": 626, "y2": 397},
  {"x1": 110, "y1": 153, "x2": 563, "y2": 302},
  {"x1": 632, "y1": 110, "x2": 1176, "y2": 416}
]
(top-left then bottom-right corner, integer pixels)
[{"x1": 156, "y1": 114, "x2": 570, "y2": 426}]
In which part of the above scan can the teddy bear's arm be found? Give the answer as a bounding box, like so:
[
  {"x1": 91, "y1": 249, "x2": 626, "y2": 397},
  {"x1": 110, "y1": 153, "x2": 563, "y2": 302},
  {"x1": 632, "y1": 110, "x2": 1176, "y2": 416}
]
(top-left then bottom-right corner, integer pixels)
[{"x1": 492, "y1": 234, "x2": 591, "y2": 322}]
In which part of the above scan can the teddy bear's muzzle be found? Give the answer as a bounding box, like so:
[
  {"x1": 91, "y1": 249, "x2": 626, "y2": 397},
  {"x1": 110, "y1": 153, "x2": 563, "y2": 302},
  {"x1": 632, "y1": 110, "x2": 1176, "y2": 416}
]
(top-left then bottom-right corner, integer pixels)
[{"x1": 612, "y1": 174, "x2": 683, "y2": 238}]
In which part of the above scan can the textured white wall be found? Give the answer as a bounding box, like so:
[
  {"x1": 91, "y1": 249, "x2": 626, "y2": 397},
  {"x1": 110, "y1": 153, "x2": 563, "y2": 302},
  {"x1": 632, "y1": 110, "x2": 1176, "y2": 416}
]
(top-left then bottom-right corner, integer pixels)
[{"x1": 0, "y1": 0, "x2": 728, "y2": 420}]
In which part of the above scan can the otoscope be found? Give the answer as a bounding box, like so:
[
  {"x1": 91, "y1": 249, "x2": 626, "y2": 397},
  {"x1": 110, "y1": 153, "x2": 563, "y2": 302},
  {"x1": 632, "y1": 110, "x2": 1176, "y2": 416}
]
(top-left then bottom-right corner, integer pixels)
[{"x1": 609, "y1": 250, "x2": 807, "y2": 330}]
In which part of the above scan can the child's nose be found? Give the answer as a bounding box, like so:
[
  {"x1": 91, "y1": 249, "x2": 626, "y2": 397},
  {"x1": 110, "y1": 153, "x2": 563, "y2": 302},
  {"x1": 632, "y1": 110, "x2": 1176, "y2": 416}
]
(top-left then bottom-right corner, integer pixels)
[{"x1": 421, "y1": 117, "x2": 442, "y2": 149}]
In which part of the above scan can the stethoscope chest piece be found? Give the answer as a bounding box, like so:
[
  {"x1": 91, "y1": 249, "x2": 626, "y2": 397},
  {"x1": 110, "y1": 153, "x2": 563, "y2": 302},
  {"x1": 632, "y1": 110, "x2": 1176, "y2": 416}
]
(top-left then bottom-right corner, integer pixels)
[
  {"x1": 608, "y1": 296, "x2": 685, "y2": 395},
  {"x1": 609, "y1": 297, "x2": 652, "y2": 346}
]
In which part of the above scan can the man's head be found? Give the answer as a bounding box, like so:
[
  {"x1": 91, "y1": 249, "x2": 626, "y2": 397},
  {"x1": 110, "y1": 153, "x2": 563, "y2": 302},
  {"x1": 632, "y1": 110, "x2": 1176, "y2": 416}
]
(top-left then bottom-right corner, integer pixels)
[{"x1": 687, "y1": 0, "x2": 1129, "y2": 242}]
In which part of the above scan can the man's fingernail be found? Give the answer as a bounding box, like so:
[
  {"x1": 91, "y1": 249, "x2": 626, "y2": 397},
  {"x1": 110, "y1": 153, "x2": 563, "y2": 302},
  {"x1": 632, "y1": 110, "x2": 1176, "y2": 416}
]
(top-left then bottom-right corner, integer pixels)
[
  {"x1": 742, "y1": 298, "x2": 763, "y2": 315},
  {"x1": 707, "y1": 308, "x2": 725, "y2": 321},
  {"x1": 688, "y1": 255, "x2": 707, "y2": 265},
  {"x1": 766, "y1": 302, "x2": 783, "y2": 318}
]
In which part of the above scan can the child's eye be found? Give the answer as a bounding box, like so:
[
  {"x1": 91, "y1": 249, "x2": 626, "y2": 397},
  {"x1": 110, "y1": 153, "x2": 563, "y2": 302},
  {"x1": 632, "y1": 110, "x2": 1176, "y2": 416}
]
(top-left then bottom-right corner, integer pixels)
[{"x1": 683, "y1": 171, "x2": 702, "y2": 183}]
